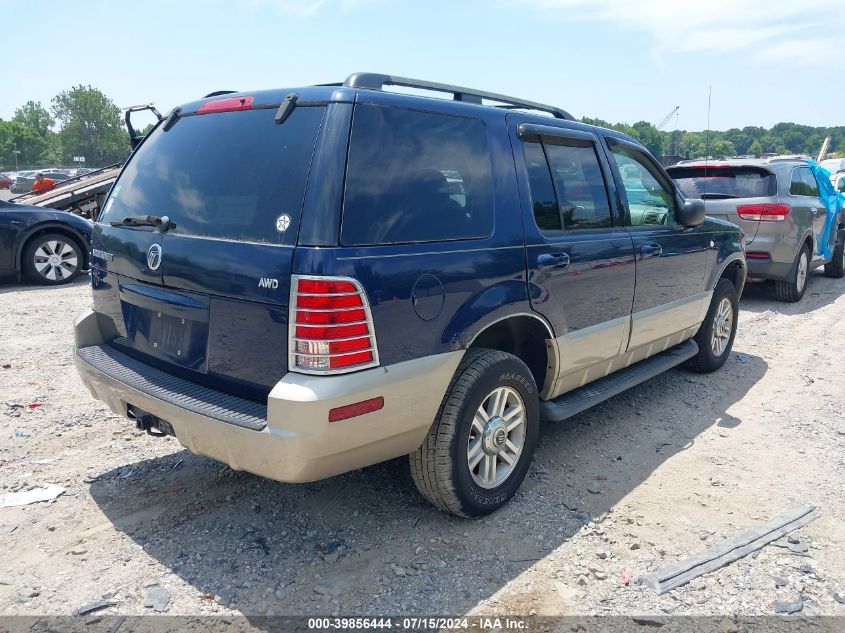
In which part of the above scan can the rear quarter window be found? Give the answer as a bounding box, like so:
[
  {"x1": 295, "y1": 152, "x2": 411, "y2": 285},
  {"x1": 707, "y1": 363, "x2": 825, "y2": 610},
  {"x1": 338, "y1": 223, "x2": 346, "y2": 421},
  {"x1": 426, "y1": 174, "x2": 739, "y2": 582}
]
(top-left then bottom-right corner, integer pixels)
[{"x1": 341, "y1": 105, "x2": 494, "y2": 246}]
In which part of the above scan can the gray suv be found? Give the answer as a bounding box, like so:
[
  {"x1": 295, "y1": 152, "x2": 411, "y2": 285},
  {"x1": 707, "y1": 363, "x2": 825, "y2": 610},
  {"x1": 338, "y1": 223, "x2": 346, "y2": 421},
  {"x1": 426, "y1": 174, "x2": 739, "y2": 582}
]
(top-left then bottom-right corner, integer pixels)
[{"x1": 668, "y1": 159, "x2": 845, "y2": 302}]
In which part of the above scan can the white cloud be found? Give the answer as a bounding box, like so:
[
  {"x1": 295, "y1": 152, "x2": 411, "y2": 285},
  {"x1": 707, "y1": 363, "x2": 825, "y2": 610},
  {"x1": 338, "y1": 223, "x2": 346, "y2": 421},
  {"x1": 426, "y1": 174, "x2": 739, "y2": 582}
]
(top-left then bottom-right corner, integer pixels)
[{"x1": 520, "y1": 0, "x2": 841, "y2": 66}]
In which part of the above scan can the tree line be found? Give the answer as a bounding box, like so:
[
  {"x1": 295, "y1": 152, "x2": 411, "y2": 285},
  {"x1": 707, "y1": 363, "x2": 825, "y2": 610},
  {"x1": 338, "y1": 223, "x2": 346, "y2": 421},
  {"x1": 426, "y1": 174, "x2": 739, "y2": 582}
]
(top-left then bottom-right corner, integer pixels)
[
  {"x1": 0, "y1": 86, "x2": 129, "y2": 171},
  {"x1": 581, "y1": 117, "x2": 843, "y2": 161},
  {"x1": 1, "y1": 85, "x2": 841, "y2": 171}
]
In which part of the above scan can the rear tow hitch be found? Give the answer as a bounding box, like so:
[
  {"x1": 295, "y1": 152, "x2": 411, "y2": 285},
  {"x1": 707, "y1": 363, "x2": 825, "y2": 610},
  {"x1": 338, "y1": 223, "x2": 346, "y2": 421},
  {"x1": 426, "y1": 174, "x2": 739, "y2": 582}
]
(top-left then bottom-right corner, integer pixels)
[{"x1": 128, "y1": 406, "x2": 175, "y2": 438}]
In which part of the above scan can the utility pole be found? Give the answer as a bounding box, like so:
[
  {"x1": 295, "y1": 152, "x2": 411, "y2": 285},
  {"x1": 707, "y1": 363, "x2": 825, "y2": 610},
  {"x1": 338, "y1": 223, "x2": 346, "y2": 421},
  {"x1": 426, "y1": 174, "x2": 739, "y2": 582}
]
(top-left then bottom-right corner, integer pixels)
[{"x1": 13, "y1": 143, "x2": 20, "y2": 170}]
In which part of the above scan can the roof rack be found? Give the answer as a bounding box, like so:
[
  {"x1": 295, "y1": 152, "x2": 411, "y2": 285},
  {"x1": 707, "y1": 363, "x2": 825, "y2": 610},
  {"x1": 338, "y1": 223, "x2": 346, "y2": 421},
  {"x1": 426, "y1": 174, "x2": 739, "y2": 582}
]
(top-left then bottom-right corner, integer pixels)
[{"x1": 342, "y1": 72, "x2": 575, "y2": 121}]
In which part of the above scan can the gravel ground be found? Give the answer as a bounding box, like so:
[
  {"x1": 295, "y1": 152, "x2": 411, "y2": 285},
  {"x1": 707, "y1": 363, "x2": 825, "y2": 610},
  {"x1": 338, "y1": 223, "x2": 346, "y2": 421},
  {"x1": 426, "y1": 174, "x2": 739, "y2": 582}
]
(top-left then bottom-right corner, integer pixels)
[{"x1": 0, "y1": 272, "x2": 844, "y2": 618}]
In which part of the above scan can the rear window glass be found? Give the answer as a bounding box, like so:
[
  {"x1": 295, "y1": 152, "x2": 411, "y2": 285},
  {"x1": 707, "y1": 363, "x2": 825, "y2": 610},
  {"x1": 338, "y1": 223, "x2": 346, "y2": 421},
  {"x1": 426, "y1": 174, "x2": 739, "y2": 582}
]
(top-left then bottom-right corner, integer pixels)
[
  {"x1": 668, "y1": 166, "x2": 776, "y2": 199},
  {"x1": 100, "y1": 106, "x2": 325, "y2": 244},
  {"x1": 341, "y1": 105, "x2": 494, "y2": 246}
]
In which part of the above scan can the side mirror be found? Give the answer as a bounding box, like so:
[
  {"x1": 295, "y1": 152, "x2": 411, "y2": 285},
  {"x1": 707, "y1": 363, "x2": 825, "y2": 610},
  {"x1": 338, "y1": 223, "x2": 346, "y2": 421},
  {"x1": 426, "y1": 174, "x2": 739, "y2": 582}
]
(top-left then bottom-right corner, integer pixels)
[{"x1": 678, "y1": 198, "x2": 706, "y2": 227}]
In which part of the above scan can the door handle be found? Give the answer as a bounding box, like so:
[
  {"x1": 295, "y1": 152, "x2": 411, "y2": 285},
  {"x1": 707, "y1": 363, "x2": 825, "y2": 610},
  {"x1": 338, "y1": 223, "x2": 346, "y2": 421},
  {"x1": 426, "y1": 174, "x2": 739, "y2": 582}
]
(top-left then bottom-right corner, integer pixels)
[
  {"x1": 537, "y1": 252, "x2": 570, "y2": 271},
  {"x1": 640, "y1": 243, "x2": 663, "y2": 257}
]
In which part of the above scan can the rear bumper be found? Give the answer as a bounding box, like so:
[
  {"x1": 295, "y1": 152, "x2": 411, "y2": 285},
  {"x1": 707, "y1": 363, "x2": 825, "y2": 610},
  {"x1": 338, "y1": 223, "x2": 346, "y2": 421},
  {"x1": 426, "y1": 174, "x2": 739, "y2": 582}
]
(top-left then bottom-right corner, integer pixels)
[
  {"x1": 74, "y1": 308, "x2": 462, "y2": 483},
  {"x1": 746, "y1": 256, "x2": 793, "y2": 281},
  {"x1": 744, "y1": 229, "x2": 804, "y2": 282}
]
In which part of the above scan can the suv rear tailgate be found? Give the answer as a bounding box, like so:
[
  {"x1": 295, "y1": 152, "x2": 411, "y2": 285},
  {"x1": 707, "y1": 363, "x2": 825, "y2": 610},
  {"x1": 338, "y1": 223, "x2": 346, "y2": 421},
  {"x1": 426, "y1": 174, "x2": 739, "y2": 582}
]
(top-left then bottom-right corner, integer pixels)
[{"x1": 92, "y1": 101, "x2": 327, "y2": 397}]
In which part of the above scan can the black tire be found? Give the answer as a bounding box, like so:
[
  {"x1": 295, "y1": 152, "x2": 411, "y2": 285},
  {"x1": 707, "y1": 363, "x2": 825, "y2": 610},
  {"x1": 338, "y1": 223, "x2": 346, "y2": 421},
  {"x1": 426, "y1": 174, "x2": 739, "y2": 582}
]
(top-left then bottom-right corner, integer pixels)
[
  {"x1": 824, "y1": 239, "x2": 845, "y2": 278},
  {"x1": 22, "y1": 232, "x2": 84, "y2": 285},
  {"x1": 686, "y1": 279, "x2": 739, "y2": 374},
  {"x1": 773, "y1": 244, "x2": 810, "y2": 302},
  {"x1": 410, "y1": 349, "x2": 539, "y2": 518}
]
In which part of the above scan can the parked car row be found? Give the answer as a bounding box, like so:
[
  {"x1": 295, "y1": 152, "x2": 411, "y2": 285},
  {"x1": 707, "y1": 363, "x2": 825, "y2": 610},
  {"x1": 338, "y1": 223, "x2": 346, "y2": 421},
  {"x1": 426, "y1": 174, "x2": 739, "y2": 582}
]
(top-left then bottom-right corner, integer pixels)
[{"x1": 1, "y1": 167, "x2": 96, "y2": 193}]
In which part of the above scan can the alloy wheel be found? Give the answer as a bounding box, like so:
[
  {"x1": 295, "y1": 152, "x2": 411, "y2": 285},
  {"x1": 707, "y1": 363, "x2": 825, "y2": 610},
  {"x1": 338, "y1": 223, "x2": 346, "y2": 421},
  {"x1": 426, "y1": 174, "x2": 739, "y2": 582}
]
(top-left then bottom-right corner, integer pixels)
[
  {"x1": 467, "y1": 386, "x2": 526, "y2": 489},
  {"x1": 796, "y1": 252, "x2": 808, "y2": 293},
  {"x1": 710, "y1": 297, "x2": 734, "y2": 357}
]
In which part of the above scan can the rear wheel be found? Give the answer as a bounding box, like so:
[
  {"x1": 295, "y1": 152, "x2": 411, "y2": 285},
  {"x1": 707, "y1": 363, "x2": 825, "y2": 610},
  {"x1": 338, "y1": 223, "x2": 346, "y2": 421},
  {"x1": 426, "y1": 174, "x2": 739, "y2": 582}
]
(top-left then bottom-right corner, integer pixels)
[
  {"x1": 773, "y1": 245, "x2": 810, "y2": 302},
  {"x1": 410, "y1": 349, "x2": 539, "y2": 518},
  {"x1": 22, "y1": 233, "x2": 83, "y2": 285},
  {"x1": 824, "y1": 239, "x2": 845, "y2": 278},
  {"x1": 686, "y1": 279, "x2": 738, "y2": 373}
]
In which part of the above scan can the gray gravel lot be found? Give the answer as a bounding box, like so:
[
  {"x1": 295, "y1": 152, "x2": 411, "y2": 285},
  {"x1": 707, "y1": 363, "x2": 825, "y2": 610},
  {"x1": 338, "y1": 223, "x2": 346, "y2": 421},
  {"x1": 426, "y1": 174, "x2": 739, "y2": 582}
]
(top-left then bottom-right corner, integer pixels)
[{"x1": 0, "y1": 273, "x2": 843, "y2": 618}]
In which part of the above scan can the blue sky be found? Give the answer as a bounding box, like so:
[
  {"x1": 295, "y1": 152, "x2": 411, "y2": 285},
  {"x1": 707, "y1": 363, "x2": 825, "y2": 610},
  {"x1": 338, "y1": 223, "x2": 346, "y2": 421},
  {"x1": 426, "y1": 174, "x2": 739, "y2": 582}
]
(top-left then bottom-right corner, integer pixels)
[{"x1": 3, "y1": 0, "x2": 843, "y2": 131}]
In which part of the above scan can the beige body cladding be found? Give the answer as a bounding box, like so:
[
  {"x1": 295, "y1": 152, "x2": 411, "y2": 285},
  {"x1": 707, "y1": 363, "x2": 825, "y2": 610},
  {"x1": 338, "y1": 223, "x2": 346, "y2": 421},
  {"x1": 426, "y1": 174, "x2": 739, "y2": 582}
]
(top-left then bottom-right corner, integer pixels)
[
  {"x1": 74, "y1": 287, "x2": 710, "y2": 483},
  {"x1": 74, "y1": 308, "x2": 464, "y2": 483}
]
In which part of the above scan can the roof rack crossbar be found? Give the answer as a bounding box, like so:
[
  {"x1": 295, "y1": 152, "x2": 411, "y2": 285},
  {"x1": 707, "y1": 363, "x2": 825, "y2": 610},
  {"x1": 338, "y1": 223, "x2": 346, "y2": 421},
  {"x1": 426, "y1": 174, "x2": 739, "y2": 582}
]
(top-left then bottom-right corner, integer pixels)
[{"x1": 343, "y1": 72, "x2": 575, "y2": 121}]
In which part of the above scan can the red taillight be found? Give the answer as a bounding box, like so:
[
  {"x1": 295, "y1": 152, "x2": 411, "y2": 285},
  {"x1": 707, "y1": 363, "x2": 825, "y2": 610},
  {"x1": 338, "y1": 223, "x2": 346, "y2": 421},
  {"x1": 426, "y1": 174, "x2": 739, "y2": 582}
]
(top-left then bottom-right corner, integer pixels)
[
  {"x1": 298, "y1": 279, "x2": 357, "y2": 294},
  {"x1": 328, "y1": 397, "x2": 385, "y2": 423},
  {"x1": 297, "y1": 294, "x2": 363, "y2": 309},
  {"x1": 746, "y1": 252, "x2": 771, "y2": 259},
  {"x1": 196, "y1": 96, "x2": 254, "y2": 114},
  {"x1": 289, "y1": 276, "x2": 379, "y2": 374},
  {"x1": 737, "y1": 203, "x2": 790, "y2": 222},
  {"x1": 295, "y1": 323, "x2": 369, "y2": 340}
]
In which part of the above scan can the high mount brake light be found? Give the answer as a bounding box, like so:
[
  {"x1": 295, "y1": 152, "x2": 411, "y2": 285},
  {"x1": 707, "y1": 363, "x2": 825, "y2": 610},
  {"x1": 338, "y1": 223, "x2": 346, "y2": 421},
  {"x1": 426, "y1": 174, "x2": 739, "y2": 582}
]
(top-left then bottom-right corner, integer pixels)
[
  {"x1": 737, "y1": 203, "x2": 791, "y2": 222},
  {"x1": 196, "y1": 96, "x2": 254, "y2": 114},
  {"x1": 289, "y1": 276, "x2": 380, "y2": 374}
]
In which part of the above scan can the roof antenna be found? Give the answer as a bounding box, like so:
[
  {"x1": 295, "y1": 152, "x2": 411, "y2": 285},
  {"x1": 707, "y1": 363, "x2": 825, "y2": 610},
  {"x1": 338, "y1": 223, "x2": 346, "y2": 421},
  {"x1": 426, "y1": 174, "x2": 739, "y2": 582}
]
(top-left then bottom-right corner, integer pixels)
[{"x1": 702, "y1": 85, "x2": 712, "y2": 200}]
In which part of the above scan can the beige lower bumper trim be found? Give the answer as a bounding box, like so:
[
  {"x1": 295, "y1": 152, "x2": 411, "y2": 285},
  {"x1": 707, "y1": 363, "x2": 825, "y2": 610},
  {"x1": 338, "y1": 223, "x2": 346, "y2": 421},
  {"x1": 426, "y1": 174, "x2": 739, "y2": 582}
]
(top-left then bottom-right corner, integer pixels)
[{"x1": 74, "y1": 309, "x2": 463, "y2": 483}]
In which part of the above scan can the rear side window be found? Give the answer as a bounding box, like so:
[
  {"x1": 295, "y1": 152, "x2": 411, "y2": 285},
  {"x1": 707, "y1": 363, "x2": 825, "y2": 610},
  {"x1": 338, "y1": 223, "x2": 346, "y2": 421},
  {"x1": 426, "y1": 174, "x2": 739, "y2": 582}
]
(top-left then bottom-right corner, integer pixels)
[
  {"x1": 545, "y1": 142, "x2": 612, "y2": 230},
  {"x1": 101, "y1": 107, "x2": 326, "y2": 244},
  {"x1": 523, "y1": 138, "x2": 612, "y2": 233},
  {"x1": 341, "y1": 105, "x2": 494, "y2": 246},
  {"x1": 524, "y1": 142, "x2": 560, "y2": 232},
  {"x1": 670, "y1": 165, "x2": 777, "y2": 199},
  {"x1": 790, "y1": 167, "x2": 820, "y2": 197}
]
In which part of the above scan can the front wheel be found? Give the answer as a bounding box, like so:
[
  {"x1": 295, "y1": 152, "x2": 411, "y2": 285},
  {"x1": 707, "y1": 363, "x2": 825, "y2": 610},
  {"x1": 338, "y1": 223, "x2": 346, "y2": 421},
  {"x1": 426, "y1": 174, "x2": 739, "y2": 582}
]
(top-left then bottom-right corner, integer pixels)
[
  {"x1": 686, "y1": 279, "x2": 739, "y2": 373},
  {"x1": 23, "y1": 233, "x2": 83, "y2": 285},
  {"x1": 410, "y1": 349, "x2": 539, "y2": 518}
]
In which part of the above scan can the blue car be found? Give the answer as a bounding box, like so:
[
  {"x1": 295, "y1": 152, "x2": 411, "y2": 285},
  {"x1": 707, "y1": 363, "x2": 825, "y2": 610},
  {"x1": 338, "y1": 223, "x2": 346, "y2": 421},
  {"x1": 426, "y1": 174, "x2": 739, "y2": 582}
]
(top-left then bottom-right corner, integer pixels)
[
  {"x1": 0, "y1": 199, "x2": 92, "y2": 284},
  {"x1": 73, "y1": 74, "x2": 746, "y2": 517}
]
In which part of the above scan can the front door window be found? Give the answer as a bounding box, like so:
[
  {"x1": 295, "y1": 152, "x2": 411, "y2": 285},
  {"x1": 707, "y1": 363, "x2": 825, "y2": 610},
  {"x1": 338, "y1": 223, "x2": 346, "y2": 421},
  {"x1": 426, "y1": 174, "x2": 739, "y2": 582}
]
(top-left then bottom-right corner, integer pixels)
[{"x1": 609, "y1": 146, "x2": 677, "y2": 226}]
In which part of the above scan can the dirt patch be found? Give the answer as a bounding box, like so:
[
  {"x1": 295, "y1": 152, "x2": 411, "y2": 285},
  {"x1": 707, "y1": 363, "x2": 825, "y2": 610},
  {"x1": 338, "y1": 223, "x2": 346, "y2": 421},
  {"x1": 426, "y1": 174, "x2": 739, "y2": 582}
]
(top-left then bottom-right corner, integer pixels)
[{"x1": 0, "y1": 273, "x2": 843, "y2": 617}]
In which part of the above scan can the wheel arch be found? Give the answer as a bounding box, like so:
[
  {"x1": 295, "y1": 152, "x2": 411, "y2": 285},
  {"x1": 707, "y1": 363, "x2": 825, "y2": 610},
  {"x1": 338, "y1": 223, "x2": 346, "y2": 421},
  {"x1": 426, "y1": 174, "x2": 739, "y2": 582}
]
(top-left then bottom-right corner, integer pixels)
[
  {"x1": 715, "y1": 254, "x2": 746, "y2": 297},
  {"x1": 467, "y1": 312, "x2": 557, "y2": 399},
  {"x1": 15, "y1": 223, "x2": 90, "y2": 274}
]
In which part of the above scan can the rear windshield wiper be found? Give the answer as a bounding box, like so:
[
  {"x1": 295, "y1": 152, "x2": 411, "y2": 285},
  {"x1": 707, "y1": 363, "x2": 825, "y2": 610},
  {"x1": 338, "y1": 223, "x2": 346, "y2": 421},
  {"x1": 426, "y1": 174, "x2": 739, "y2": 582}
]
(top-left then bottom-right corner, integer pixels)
[
  {"x1": 109, "y1": 215, "x2": 175, "y2": 232},
  {"x1": 699, "y1": 193, "x2": 739, "y2": 200}
]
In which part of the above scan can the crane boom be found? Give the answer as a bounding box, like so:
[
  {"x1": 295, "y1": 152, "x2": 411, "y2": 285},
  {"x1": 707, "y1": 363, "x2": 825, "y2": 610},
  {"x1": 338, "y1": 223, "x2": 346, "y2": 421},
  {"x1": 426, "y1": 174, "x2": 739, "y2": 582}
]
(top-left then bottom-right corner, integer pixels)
[{"x1": 656, "y1": 106, "x2": 680, "y2": 131}]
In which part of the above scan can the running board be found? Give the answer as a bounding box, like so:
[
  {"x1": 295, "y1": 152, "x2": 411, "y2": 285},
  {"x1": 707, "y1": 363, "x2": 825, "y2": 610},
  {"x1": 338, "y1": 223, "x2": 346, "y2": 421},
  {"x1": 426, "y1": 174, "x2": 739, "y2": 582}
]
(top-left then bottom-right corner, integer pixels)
[{"x1": 541, "y1": 339, "x2": 698, "y2": 422}]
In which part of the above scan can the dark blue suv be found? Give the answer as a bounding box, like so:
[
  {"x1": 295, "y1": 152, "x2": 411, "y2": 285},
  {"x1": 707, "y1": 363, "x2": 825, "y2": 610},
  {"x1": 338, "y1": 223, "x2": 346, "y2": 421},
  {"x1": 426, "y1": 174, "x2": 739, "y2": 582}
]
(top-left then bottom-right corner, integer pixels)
[{"x1": 74, "y1": 73, "x2": 746, "y2": 517}]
